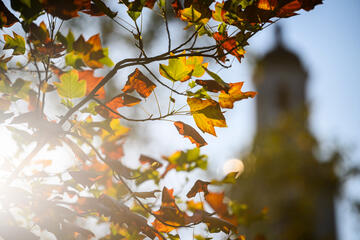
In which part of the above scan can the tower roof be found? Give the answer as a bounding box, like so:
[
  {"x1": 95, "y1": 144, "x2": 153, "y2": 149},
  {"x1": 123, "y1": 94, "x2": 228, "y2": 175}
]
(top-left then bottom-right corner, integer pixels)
[
  {"x1": 263, "y1": 25, "x2": 303, "y2": 66},
  {"x1": 253, "y1": 25, "x2": 307, "y2": 86}
]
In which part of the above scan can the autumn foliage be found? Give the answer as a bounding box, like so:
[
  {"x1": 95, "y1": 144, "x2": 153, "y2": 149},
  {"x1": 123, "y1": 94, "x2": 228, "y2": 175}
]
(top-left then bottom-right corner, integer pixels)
[{"x1": 0, "y1": 0, "x2": 322, "y2": 239}]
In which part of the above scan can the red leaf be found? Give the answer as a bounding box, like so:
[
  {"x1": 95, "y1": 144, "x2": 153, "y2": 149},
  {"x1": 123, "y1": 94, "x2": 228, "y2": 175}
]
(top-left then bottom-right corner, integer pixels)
[
  {"x1": 213, "y1": 32, "x2": 245, "y2": 62},
  {"x1": 122, "y1": 68, "x2": 156, "y2": 98},
  {"x1": 174, "y1": 121, "x2": 207, "y2": 147}
]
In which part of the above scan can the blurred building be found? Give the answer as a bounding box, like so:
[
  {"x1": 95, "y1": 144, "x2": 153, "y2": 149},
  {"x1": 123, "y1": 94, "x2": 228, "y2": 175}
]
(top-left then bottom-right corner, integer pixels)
[{"x1": 229, "y1": 26, "x2": 338, "y2": 240}]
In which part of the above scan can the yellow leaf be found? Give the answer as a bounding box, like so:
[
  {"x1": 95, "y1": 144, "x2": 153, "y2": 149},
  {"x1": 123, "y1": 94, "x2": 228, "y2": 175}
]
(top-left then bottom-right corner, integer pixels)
[{"x1": 187, "y1": 97, "x2": 227, "y2": 136}]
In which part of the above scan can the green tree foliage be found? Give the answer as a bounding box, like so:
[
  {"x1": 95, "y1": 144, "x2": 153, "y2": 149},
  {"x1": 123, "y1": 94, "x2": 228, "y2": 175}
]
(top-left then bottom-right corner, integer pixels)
[{"x1": 0, "y1": 0, "x2": 322, "y2": 239}]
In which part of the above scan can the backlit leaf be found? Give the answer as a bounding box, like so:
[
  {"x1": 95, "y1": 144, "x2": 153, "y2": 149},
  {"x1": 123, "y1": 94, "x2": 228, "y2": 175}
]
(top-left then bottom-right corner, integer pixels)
[
  {"x1": 78, "y1": 70, "x2": 105, "y2": 99},
  {"x1": 96, "y1": 93, "x2": 141, "y2": 119},
  {"x1": 122, "y1": 68, "x2": 156, "y2": 98},
  {"x1": 219, "y1": 82, "x2": 256, "y2": 109},
  {"x1": 187, "y1": 97, "x2": 227, "y2": 136},
  {"x1": 205, "y1": 192, "x2": 238, "y2": 226},
  {"x1": 186, "y1": 56, "x2": 208, "y2": 77},
  {"x1": 213, "y1": 32, "x2": 245, "y2": 62},
  {"x1": 3, "y1": 31, "x2": 25, "y2": 55},
  {"x1": 174, "y1": 121, "x2": 207, "y2": 147},
  {"x1": 152, "y1": 187, "x2": 189, "y2": 233},
  {"x1": 54, "y1": 70, "x2": 86, "y2": 99},
  {"x1": 159, "y1": 53, "x2": 193, "y2": 82}
]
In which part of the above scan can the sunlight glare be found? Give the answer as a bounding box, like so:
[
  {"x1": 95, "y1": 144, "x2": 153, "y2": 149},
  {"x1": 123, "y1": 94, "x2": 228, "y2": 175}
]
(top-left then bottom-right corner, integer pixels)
[{"x1": 223, "y1": 158, "x2": 244, "y2": 177}]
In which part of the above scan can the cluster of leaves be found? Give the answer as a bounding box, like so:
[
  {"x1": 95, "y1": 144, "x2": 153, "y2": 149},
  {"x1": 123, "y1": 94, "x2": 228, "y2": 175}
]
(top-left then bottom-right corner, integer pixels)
[{"x1": 0, "y1": 0, "x2": 321, "y2": 239}]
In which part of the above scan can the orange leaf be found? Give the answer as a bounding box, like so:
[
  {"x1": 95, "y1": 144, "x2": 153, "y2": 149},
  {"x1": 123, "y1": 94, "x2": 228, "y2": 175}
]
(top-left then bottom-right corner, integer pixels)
[
  {"x1": 205, "y1": 192, "x2": 238, "y2": 226},
  {"x1": 205, "y1": 192, "x2": 228, "y2": 217},
  {"x1": 174, "y1": 121, "x2": 207, "y2": 147},
  {"x1": 257, "y1": 0, "x2": 277, "y2": 10},
  {"x1": 96, "y1": 93, "x2": 141, "y2": 119},
  {"x1": 122, "y1": 68, "x2": 156, "y2": 98},
  {"x1": 219, "y1": 82, "x2": 256, "y2": 109},
  {"x1": 78, "y1": 70, "x2": 105, "y2": 99},
  {"x1": 186, "y1": 180, "x2": 210, "y2": 198}
]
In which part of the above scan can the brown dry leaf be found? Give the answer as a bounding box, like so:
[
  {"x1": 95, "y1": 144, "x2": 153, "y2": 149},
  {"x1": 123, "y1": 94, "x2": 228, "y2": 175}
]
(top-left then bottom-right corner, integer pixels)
[
  {"x1": 174, "y1": 121, "x2": 207, "y2": 147},
  {"x1": 186, "y1": 180, "x2": 210, "y2": 198}
]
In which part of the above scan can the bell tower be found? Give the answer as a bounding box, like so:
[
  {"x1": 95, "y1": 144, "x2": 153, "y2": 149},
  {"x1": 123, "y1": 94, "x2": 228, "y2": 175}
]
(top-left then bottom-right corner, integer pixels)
[
  {"x1": 229, "y1": 25, "x2": 338, "y2": 240},
  {"x1": 253, "y1": 25, "x2": 308, "y2": 130}
]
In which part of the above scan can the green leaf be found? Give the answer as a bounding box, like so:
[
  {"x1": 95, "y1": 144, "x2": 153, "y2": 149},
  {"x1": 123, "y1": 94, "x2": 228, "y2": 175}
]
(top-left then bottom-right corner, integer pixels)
[
  {"x1": 186, "y1": 55, "x2": 208, "y2": 77},
  {"x1": 54, "y1": 70, "x2": 86, "y2": 99},
  {"x1": 159, "y1": 54, "x2": 193, "y2": 82},
  {"x1": 81, "y1": 101, "x2": 99, "y2": 115},
  {"x1": 164, "y1": 148, "x2": 208, "y2": 172},
  {"x1": 99, "y1": 48, "x2": 114, "y2": 67},
  {"x1": 61, "y1": 98, "x2": 74, "y2": 109},
  {"x1": 3, "y1": 32, "x2": 25, "y2": 55},
  {"x1": 65, "y1": 52, "x2": 85, "y2": 69}
]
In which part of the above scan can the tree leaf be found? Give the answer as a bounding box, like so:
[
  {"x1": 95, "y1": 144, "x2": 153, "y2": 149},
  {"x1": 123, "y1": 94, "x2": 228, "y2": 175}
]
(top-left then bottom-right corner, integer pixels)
[
  {"x1": 195, "y1": 79, "x2": 228, "y2": 93},
  {"x1": 213, "y1": 32, "x2": 245, "y2": 62},
  {"x1": 159, "y1": 54, "x2": 193, "y2": 82},
  {"x1": 78, "y1": 70, "x2": 105, "y2": 99},
  {"x1": 219, "y1": 82, "x2": 256, "y2": 109},
  {"x1": 205, "y1": 192, "x2": 238, "y2": 226},
  {"x1": 96, "y1": 93, "x2": 141, "y2": 119},
  {"x1": 134, "y1": 190, "x2": 161, "y2": 199},
  {"x1": 152, "y1": 187, "x2": 189, "y2": 233},
  {"x1": 122, "y1": 68, "x2": 156, "y2": 98},
  {"x1": 0, "y1": 1, "x2": 19, "y2": 28},
  {"x1": 139, "y1": 154, "x2": 163, "y2": 169},
  {"x1": 187, "y1": 97, "x2": 227, "y2": 136},
  {"x1": 54, "y1": 70, "x2": 86, "y2": 99},
  {"x1": 3, "y1": 31, "x2": 25, "y2": 55},
  {"x1": 186, "y1": 180, "x2": 210, "y2": 198},
  {"x1": 186, "y1": 55, "x2": 208, "y2": 77},
  {"x1": 203, "y1": 67, "x2": 230, "y2": 91},
  {"x1": 174, "y1": 121, "x2": 207, "y2": 147}
]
